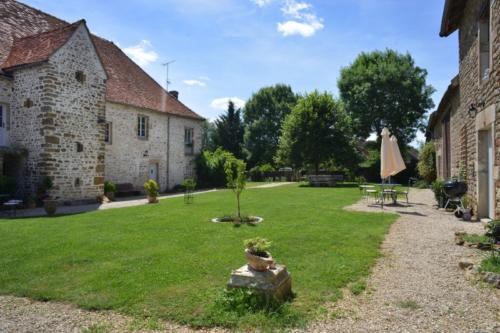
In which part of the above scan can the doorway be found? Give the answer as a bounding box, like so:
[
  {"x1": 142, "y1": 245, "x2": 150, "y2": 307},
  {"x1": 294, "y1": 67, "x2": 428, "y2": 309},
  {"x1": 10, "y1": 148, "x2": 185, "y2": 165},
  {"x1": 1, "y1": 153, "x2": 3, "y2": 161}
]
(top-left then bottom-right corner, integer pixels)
[
  {"x1": 477, "y1": 126, "x2": 495, "y2": 218},
  {"x1": 0, "y1": 105, "x2": 9, "y2": 147},
  {"x1": 149, "y1": 163, "x2": 159, "y2": 183}
]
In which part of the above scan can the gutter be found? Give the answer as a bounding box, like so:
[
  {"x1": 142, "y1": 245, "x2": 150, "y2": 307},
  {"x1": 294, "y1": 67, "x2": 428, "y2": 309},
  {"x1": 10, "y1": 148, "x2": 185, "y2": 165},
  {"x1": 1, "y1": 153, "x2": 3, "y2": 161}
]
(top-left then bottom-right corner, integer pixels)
[{"x1": 166, "y1": 115, "x2": 171, "y2": 191}]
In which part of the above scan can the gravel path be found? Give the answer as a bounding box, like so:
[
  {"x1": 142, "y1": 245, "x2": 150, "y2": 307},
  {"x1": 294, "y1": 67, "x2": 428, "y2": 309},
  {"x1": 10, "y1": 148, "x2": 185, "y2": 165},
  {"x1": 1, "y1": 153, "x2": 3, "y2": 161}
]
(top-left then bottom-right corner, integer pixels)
[
  {"x1": 299, "y1": 188, "x2": 500, "y2": 333},
  {"x1": 1, "y1": 188, "x2": 498, "y2": 332}
]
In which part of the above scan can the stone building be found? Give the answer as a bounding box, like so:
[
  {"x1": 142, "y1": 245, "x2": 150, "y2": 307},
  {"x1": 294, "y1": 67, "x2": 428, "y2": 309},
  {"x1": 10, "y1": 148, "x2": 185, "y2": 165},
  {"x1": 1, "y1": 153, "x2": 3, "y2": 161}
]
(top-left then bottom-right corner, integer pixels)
[
  {"x1": 428, "y1": 0, "x2": 499, "y2": 219},
  {"x1": 0, "y1": 1, "x2": 203, "y2": 203}
]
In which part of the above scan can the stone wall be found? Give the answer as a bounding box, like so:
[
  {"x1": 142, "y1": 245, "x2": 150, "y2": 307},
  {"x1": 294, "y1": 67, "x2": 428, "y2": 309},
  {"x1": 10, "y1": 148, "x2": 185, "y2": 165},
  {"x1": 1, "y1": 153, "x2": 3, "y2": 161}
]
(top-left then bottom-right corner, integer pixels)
[
  {"x1": 450, "y1": 0, "x2": 500, "y2": 216},
  {"x1": 105, "y1": 102, "x2": 202, "y2": 192},
  {"x1": 0, "y1": 76, "x2": 12, "y2": 103},
  {"x1": 167, "y1": 115, "x2": 202, "y2": 189},
  {"x1": 10, "y1": 23, "x2": 107, "y2": 202}
]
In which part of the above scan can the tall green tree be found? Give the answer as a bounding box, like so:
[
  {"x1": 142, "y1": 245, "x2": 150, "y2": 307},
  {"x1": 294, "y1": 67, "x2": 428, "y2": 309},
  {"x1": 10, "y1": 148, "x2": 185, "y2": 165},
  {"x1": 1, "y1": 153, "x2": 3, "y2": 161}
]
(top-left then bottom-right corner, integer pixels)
[
  {"x1": 213, "y1": 100, "x2": 244, "y2": 158},
  {"x1": 243, "y1": 84, "x2": 298, "y2": 167},
  {"x1": 200, "y1": 120, "x2": 217, "y2": 151},
  {"x1": 338, "y1": 49, "x2": 435, "y2": 145},
  {"x1": 276, "y1": 91, "x2": 356, "y2": 173}
]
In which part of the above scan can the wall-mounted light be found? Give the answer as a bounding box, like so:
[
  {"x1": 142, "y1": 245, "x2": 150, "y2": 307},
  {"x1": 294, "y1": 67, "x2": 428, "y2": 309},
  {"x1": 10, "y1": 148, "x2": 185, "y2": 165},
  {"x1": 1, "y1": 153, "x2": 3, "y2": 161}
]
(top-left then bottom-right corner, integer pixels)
[
  {"x1": 97, "y1": 115, "x2": 106, "y2": 124},
  {"x1": 468, "y1": 101, "x2": 485, "y2": 118},
  {"x1": 143, "y1": 150, "x2": 149, "y2": 157}
]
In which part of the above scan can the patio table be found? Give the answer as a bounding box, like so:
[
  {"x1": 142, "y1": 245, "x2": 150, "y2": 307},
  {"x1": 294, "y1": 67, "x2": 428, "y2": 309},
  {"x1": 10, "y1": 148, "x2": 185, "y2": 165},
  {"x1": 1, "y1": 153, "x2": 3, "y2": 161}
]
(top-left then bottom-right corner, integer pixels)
[
  {"x1": 376, "y1": 183, "x2": 400, "y2": 205},
  {"x1": 3, "y1": 200, "x2": 23, "y2": 217}
]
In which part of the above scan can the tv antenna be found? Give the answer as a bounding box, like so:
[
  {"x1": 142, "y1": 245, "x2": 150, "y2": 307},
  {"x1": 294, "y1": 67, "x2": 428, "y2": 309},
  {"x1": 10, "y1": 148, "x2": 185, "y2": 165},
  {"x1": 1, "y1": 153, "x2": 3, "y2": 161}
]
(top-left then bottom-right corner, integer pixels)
[{"x1": 162, "y1": 60, "x2": 176, "y2": 92}]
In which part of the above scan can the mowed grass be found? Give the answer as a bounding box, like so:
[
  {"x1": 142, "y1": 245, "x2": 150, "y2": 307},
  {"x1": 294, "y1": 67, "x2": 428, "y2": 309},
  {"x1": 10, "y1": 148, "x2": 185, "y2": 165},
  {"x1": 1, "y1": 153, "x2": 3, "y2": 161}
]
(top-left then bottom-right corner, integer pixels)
[{"x1": 0, "y1": 184, "x2": 396, "y2": 330}]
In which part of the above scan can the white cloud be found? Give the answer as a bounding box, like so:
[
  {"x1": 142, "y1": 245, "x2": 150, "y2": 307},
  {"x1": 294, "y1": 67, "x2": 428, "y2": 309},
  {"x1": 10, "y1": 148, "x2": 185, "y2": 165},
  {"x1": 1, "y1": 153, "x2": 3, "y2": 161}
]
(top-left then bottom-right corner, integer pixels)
[
  {"x1": 277, "y1": 18, "x2": 323, "y2": 37},
  {"x1": 123, "y1": 40, "x2": 159, "y2": 67},
  {"x1": 199, "y1": 76, "x2": 211, "y2": 81},
  {"x1": 281, "y1": 0, "x2": 310, "y2": 18},
  {"x1": 275, "y1": 0, "x2": 324, "y2": 37},
  {"x1": 183, "y1": 79, "x2": 207, "y2": 87},
  {"x1": 210, "y1": 97, "x2": 246, "y2": 110},
  {"x1": 252, "y1": 0, "x2": 273, "y2": 7}
]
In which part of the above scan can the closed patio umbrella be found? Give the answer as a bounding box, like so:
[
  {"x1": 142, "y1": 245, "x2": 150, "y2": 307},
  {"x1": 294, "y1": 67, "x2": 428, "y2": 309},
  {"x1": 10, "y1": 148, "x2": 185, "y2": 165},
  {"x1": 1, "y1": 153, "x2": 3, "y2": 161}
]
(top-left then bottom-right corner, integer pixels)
[{"x1": 380, "y1": 128, "x2": 395, "y2": 179}]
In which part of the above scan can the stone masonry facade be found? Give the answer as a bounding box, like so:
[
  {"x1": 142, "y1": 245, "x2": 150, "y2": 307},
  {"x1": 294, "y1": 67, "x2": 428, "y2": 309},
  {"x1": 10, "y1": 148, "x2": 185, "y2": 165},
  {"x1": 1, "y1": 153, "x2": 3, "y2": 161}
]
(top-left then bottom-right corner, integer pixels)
[
  {"x1": 433, "y1": 0, "x2": 500, "y2": 218},
  {"x1": 105, "y1": 102, "x2": 202, "y2": 192},
  {"x1": 0, "y1": 1, "x2": 204, "y2": 204},
  {"x1": 9, "y1": 23, "x2": 107, "y2": 202}
]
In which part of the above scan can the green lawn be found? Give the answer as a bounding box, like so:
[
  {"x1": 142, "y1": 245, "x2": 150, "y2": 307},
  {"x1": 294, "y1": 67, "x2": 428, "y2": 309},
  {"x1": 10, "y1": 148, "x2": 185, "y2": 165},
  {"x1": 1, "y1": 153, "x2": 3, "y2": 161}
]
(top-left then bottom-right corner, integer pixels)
[{"x1": 0, "y1": 184, "x2": 396, "y2": 330}]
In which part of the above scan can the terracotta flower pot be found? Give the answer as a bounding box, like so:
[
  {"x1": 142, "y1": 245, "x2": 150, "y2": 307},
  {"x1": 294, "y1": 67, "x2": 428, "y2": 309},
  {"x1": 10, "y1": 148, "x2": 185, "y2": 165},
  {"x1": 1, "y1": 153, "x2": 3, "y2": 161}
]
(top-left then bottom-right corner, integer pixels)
[
  {"x1": 43, "y1": 199, "x2": 58, "y2": 216},
  {"x1": 245, "y1": 248, "x2": 275, "y2": 272},
  {"x1": 147, "y1": 196, "x2": 159, "y2": 204}
]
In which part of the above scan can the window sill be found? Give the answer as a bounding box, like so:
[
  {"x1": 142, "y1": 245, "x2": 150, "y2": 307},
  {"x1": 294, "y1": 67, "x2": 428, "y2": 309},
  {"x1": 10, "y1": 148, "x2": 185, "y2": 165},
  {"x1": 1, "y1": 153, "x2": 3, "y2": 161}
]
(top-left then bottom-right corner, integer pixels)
[{"x1": 137, "y1": 136, "x2": 148, "y2": 141}]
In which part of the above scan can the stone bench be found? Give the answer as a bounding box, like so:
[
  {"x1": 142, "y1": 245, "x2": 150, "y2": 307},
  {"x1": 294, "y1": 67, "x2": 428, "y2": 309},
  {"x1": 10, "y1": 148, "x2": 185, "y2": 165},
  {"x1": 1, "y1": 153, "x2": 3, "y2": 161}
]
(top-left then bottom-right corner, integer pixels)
[
  {"x1": 115, "y1": 183, "x2": 141, "y2": 197},
  {"x1": 308, "y1": 174, "x2": 343, "y2": 187}
]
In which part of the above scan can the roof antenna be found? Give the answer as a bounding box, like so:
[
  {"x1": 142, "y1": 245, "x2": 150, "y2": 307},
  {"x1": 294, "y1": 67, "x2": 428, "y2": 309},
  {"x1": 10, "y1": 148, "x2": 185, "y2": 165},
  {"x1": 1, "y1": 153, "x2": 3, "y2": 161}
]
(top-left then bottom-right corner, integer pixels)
[{"x1": 162, "y1": 60, "x2": 176, "y2": 93}]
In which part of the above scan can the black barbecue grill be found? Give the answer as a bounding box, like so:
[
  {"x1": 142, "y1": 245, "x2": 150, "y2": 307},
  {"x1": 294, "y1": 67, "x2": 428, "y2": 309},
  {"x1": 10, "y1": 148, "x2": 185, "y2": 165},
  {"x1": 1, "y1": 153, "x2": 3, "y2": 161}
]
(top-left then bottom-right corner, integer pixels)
[{"x1": 443, "y1": 180, "x2": 468, "y2": 211}]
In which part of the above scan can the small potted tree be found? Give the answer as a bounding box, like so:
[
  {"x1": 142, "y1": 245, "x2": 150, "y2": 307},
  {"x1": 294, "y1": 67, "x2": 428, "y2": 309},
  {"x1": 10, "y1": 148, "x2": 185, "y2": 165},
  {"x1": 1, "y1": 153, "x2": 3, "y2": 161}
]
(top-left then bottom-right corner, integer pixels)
[
  {"x1": 244, "y1": 237, "x2": 275, "y2": 271},
  {"x1": 38, "y1": 176, "x2": 57, "y2": 216},
  {"x1": 104, "y1": 181, "x2": 117, "y2": 201},
  {"x1": 144, "y1": 179, "x2": 159, "y2": 204},
  {"x1": 462, "y1": 195, "x2": 473, "y2": 222}
]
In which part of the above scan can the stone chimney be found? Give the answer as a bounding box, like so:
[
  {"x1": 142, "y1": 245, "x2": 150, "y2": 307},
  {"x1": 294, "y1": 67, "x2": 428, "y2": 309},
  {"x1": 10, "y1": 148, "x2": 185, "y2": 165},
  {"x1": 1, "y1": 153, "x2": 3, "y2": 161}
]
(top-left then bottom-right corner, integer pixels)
[{"x1": 169, "y1": 91, "x2": 179, "y2": 100}]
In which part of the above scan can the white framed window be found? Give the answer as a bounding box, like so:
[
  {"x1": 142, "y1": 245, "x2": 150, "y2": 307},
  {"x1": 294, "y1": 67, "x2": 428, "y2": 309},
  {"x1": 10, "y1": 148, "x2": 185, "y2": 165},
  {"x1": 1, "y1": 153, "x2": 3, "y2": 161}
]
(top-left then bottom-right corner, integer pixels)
[
  {"x1": 104, "y1": 122, "x2": 112, "y2": 144},
  {"x1": 184, "y1": 127, "x2": 194, "y2": 155},
  {"x1": 137, "y1": 115, "x2": 149, "y2": 139},
  {"x1": 479, "y1": 2, "x2": 491, "y2": 81}
]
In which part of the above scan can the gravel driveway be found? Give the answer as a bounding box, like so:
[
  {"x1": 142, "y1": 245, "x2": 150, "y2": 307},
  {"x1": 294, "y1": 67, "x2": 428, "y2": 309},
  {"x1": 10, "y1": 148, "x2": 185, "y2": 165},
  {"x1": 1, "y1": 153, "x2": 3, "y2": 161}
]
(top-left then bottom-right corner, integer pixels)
[
  {"x1": 1, "y1": 189, "x2": 498, "y2": 332},
  {"x1": 299, "y1": 188, "x2": 500, "y2": 333}
]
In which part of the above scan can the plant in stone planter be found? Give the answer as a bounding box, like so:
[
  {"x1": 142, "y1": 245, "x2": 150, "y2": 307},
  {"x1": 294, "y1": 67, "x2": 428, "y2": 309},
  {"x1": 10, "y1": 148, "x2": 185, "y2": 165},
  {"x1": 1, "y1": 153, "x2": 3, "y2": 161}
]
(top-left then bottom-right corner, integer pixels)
[
  {"x1": 461, "y1": 195, "x2": 473, "y2": 221},
  {"x1": 144, "y1": 179, "x2": 159, "y2": 204},
  {"x1": 104, "y1": 181, "x2": 117, "y2": 201},
  {"x1": 25, "y1": 195, "x2": 37, "y2": 209},
  {"x1": 38, "y1": 176, "x2": 57, "y2": 216},
  {"x1": 244, "y1": 237, "x2": 275, "y2": 272}
]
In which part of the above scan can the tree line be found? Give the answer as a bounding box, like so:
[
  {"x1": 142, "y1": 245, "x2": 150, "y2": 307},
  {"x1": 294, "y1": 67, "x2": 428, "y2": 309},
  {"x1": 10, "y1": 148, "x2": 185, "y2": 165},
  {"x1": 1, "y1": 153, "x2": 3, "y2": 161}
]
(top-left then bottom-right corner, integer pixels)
[{"x1": 199, "y1": 49, "x2": 435, "y2": 182}]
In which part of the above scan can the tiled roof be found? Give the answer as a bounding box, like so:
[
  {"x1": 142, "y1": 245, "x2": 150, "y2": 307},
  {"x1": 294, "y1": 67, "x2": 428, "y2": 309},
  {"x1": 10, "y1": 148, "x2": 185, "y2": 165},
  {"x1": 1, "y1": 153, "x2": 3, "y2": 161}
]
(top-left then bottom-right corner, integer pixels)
[
  {"x1": 0, "y1": 0, "x2": 203, "y2": 120},
  {"x1": 92, "y1": 37, "x2": 203, "y2": 120},
  {"x1": 2, "y1": 20, "x2": 82, "y2": 70}
]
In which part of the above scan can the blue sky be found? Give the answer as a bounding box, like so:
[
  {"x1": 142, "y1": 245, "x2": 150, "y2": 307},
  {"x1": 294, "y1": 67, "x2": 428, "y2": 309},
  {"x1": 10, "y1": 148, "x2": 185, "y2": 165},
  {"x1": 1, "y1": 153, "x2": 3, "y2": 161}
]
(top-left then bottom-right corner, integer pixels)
[{"x1": 25, "y1": 0, "x2": 458, "y2": 144}]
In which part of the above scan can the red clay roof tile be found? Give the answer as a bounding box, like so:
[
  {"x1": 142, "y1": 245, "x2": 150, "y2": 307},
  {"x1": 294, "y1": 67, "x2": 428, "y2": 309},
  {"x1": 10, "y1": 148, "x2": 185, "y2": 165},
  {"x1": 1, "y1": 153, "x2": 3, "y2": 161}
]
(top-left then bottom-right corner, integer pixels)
[{"x1": 2, "y1": 20, "x2": 83, "y2": 70}]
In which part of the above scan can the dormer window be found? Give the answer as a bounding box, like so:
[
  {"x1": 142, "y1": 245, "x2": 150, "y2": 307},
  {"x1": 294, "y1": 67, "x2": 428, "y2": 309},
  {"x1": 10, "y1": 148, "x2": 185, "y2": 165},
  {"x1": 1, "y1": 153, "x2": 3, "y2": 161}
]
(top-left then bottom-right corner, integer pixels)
[{"x1": 479, "y1": 1, "x2": 490, "y2": 81}]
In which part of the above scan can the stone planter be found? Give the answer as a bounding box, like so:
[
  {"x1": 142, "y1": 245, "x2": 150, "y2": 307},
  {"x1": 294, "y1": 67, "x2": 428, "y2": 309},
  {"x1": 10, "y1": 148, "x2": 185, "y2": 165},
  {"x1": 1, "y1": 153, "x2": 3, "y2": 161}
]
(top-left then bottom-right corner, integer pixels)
[
  {"x1": 462, "y1": 208, "x2": 472, "y2": 221},
  {"x1": 43, "y1": 199, "x2": 58, "y2": 216},
  {"x1": 147, "y1": 195, "x2": 159, "y2": 204},
  {"x1": 245, "y1": 249, "x2": 275, "y2": 272},
  {"x1": 105, "y1": 192, "x2": 115, "y2": 201}
]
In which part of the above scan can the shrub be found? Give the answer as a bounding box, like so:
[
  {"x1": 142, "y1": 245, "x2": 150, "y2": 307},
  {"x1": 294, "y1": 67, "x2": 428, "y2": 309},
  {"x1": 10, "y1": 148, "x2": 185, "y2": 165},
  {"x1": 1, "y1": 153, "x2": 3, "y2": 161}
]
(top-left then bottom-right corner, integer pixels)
[
  {"x1": 249, "y1": 164, "x2": 275, "y2": 181},
  {"x1": 431, "y1": 179, "x2": 445, "y2": 207},
  {"x1": 195, "y1": 148, "x2": 235, "y2": 188},
  {"x1": 0, "y1": 175, "x2": 16, "y2": 197},
  {"x1": 144, "y1": 180, "x2": 159, "y2": 198},
  {"x1": 417, "y1": 142, "x2": 436, "y2": 183},
  {"x1": 37, "y1": 176, "x2": 53, "y2": 202},
  {"x1": 244, "y1": 237, "x2": 271, "y2": 255},
  {"x1": 181, "y1": 178, "x2": 197, "y2": 191},
  {"x1": 104, "y1": 181, "x2": 116, "y2": 194},
  {"x1": 485, "y1": 220, "x2": 500, "y2": 244}
]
